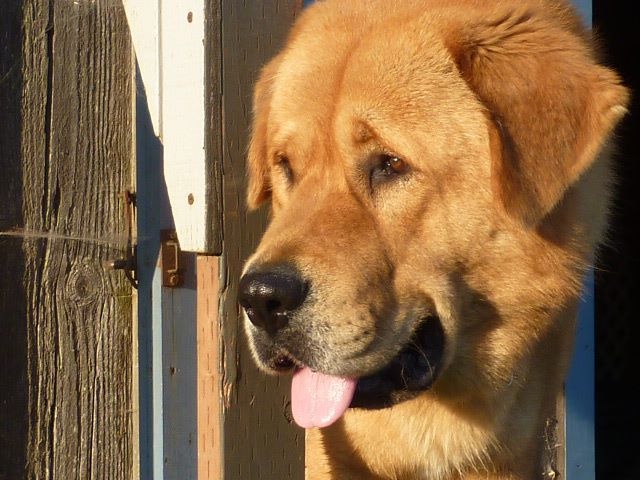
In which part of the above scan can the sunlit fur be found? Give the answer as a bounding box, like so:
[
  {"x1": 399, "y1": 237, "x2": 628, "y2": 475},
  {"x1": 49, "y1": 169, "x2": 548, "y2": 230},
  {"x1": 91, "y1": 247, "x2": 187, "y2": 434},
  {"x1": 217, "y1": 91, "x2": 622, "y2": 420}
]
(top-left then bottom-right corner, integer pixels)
[{"x1": 243, "y1": 0, "x2": 628, "y2": 478}]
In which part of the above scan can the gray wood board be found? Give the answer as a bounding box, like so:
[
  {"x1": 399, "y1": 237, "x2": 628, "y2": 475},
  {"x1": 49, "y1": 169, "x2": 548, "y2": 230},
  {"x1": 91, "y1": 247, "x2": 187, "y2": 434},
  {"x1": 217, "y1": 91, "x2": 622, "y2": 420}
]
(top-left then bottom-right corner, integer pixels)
[{"x1": 7, "y1": 0, "x2": 135, "y2": 478}]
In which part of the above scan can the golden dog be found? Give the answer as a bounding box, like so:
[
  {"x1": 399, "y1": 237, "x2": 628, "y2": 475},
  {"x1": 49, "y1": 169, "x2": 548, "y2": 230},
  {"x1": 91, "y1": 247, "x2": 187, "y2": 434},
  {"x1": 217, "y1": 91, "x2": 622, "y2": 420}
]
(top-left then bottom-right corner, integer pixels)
[{"x1": 238, "y1": 1, "x2": 628, "y2": 478}]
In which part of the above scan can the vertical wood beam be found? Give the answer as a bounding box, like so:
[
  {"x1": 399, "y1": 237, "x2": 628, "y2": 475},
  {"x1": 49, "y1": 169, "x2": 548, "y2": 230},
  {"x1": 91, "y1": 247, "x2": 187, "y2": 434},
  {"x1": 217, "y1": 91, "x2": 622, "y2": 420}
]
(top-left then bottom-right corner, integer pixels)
[
  {"x1": 197, "y1": 256, "x2": 223, "y2": 480},
  {"x1": 8, "y1": 1, "x2": 135, "y2": 478}
]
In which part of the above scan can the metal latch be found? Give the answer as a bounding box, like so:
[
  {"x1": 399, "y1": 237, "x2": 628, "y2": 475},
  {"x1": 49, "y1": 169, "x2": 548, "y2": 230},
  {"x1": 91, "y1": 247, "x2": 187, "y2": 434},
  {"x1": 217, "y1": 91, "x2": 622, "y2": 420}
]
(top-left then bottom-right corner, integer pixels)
[
  {"x1": 104, "y1": 190, "x2": 138, "y2": 289},
  {"x1": 161, "y1": 229, "x2": 184, "y2": 287}
]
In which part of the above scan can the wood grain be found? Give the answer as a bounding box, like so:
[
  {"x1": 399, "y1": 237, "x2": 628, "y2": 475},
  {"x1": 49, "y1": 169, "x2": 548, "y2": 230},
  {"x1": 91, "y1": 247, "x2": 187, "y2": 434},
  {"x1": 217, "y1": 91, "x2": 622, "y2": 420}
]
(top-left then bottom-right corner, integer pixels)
[
  {"x1": 197, "y1": 256, "x2": 222, "y2": 480},
  {"x1": 17, "y1": 1, "x2": 134, "y2": 478}
]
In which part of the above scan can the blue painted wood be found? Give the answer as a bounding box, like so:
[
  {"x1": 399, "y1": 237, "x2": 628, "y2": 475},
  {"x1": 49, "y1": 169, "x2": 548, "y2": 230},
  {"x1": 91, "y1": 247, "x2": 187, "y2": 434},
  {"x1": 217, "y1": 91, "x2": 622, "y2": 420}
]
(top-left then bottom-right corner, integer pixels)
[
  {"x1": 161, "y1": 267, "x2": 198, "y2": 480},
  {"x1": 566, "y1": 273, "x2": 595, "y2": 480},
  {"x1": 572, "y1": 0, "x2": 593, "y2": 24},
  {"x1": 566, "y1": 3, "x2": 594, "y2": 479},
  {"x1": 136, "y1": 67, "x2": 198, "y2": 480},
  {"x1": 135, "y1": 69, "x2": 162, "y2": 480}
]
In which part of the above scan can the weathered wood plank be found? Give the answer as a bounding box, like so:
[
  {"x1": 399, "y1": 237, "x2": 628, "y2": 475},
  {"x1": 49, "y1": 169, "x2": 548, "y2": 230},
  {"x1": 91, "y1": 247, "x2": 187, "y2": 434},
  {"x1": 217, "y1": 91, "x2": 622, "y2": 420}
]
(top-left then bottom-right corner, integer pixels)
[
  {"x1": 219, "y1": 1, "x2": 305, "y2": 478},
  {"x1": 18, "y1": 0, "x2": 134, "y2": 478}
]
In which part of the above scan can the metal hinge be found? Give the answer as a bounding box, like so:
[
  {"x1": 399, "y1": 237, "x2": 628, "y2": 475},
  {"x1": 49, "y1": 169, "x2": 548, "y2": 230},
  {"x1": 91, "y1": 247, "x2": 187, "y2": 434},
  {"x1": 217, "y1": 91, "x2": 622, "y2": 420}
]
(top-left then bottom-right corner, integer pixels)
[
  {"x1": 160, "y1": 229, "x2": 184, "y2": 288},
  {"x1": 103, "y1": 190, "x2": 138, "y2": 289}
]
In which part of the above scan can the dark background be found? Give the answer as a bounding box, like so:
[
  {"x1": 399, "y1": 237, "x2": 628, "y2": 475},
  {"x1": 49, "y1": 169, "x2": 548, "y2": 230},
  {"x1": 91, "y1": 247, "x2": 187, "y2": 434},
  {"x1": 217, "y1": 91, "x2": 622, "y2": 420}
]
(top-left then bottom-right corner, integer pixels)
[{"x1": 593, "y1": 2, "x2": 640, "y2": 479}]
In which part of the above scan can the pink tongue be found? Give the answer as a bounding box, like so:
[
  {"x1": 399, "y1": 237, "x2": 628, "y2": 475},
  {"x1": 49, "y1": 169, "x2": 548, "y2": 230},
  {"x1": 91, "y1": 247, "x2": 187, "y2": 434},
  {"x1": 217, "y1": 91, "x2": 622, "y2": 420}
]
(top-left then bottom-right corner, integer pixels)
[{"x1": 291, "y1": 367, "x2": 357, "y2": 429}]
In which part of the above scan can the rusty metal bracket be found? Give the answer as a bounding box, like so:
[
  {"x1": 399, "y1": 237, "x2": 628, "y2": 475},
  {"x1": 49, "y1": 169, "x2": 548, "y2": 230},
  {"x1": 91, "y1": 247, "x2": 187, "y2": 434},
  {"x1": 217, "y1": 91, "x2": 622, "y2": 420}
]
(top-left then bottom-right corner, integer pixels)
[
  {"x1": 161, "y1": 229, "x2": 184, "y2": 287},
  {"x1": 103, "y1": 190, "x2": 138, "y2": 289}
]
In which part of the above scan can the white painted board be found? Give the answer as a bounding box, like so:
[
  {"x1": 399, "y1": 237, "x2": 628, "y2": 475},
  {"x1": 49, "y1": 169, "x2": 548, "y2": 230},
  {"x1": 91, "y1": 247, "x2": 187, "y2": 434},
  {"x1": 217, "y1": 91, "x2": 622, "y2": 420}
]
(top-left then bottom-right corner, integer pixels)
[{"x1": 124, "y1": 0, "x2": 210, "y2": 253}]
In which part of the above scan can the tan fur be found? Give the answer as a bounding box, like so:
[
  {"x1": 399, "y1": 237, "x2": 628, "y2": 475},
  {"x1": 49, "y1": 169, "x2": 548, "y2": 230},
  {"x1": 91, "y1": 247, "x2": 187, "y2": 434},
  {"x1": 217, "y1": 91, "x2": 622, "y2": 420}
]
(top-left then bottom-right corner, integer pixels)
[{"x1": 243, "y1": 1, "x2": 628, "y2": 478}]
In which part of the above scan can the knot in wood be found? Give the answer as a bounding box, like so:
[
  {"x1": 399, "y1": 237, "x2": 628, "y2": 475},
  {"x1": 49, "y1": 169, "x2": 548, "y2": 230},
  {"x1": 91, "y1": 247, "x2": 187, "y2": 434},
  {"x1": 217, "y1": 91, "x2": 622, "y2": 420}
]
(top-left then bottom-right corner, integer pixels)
[{"x1": 66, "y1": 261, "x2": 103, "y2": 306}]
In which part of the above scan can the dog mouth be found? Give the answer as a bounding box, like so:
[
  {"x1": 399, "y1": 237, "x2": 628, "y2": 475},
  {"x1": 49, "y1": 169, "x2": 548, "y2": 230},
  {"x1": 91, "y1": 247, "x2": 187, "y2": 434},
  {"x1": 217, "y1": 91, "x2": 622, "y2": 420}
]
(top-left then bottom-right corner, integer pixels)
[
  {"x1": 281, "y1": 315, "x2": 445, "y2": 429},
  {"x1": 351, "y1": 314, "x2": 445, "y2": 409}
]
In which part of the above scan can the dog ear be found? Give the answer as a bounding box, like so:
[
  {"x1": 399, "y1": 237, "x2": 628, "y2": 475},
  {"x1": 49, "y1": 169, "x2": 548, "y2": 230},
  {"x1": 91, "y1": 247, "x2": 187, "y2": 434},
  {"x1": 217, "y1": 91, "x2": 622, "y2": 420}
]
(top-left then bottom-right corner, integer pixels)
[
  {"x1": 247, "y1": 57, "x2": 281, "y2": 209},
  {"x1": 444, "y1": 4, "x2": 629, "y2": 225}
]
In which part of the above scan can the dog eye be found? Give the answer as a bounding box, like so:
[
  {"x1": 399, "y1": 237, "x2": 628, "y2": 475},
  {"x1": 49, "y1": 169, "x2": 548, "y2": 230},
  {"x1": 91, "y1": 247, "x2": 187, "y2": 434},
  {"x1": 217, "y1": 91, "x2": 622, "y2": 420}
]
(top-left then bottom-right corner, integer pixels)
[
  {"x1": 370, "y1": 154, "x2": 409, "y2": 189},
  {"x1": 276, "y1": 154, "x2": 294, "y2": 184}
]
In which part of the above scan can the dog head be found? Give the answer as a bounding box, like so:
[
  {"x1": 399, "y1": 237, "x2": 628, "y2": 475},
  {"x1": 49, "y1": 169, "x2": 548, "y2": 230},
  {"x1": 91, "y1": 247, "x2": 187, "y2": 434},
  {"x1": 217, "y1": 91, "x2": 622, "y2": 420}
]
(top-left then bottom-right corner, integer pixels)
[{"x1": 239, "y1": 0, "x2": 628, "y2": 429}]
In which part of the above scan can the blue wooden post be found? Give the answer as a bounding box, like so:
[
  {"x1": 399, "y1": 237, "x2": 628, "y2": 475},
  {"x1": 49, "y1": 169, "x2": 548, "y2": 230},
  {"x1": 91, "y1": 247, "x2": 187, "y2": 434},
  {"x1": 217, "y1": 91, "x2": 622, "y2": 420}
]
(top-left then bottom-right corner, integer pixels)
[
  {"x1": 136, "y1": 70, "x2": 199, "y2": 480},
  {"x1": 135, "y1": 71, "x2": 162, "y2": 480},
  {"x1": 566, "y1": 273, "x2": 596, "y2": 479}
]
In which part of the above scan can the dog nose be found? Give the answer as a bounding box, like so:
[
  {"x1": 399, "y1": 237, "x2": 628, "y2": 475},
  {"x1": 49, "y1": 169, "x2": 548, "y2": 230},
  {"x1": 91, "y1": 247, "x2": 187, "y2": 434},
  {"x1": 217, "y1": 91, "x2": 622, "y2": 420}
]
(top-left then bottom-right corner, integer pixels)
[{"x1": 238, "y1": 265, "x2": 308, "y2": 335}]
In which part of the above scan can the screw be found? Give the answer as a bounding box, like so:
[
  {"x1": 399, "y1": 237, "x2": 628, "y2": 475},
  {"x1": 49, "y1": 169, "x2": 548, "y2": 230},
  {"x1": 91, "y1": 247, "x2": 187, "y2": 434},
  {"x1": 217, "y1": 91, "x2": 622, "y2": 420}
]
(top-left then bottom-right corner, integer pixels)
[
  {"x1": 167, "y1": 273, "x2": 180, "y2": 287},
  {"x1": 103, "y1": 258, "x2": 129, "y2": 270}
]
